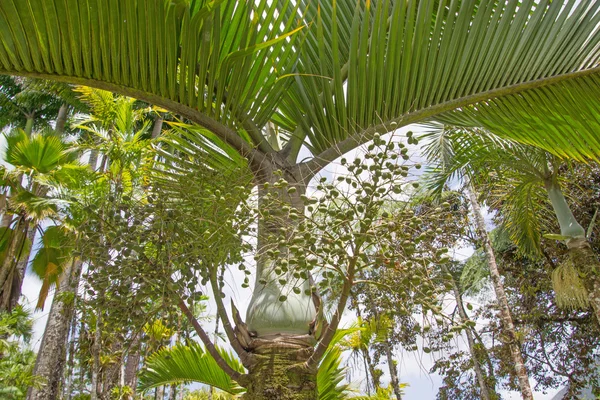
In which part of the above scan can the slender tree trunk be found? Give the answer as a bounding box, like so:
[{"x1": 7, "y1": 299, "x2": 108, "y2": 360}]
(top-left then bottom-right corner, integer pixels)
[
  {"x1": 362, "y1": 348, "x2": 380, "y2": 392},
  {"x1": 383, "y1": 341, "x2": 403, "y2": 400},
  {"x1": 466, "y1": 184, "x2": 534, "y2": 400},
  {"x1": 27, "y1": 259, "x2": 83, "y2": 400},
  {"x1": 102, "y1": 340, "x2": 123, "y2": 399},
  {"x1": 124, "y1": 335, "x2": 141, "y2": 396},
  {"x1": 64, "y1": 304, "x2": 80, "y2": 400},
  {"x1": 444, "y1": 265, "x2": 495, "y2": 400},
  {"x1": 168, "y1": 385, "x2": 177, "y2": 400},
  {"x1": 55, "y1": 104, "x2": 69, "y2": 134},
  {"x1": 155, "y1": 386, "x2": 165, "y2": 400},
  {"x1": 91, "y1": 308, "x2": 102, "y2": 400},
  {"x1": 11, "y1": 224, "x2": 36, "y2": 310},
  {"x1": 25, "y1": 115, "x2": 34, "y2": 136},
  {"x1": 0, "y1": 216, "x2": 29, "y2": 312},
  {"x1": 151, "y1": 116, "x2": 164, "y2": 139}
]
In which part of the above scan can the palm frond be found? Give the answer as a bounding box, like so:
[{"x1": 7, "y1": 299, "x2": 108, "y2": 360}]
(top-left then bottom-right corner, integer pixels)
[
  {"x1": 281, "y1": 0, "x2": 600, "y2": 165},
  {"x1": 0, "y1": 0, "x2": 304, "y2": 152},
  {"x1": 137, "y1": 341, "x2": 245, "y2": 394}
]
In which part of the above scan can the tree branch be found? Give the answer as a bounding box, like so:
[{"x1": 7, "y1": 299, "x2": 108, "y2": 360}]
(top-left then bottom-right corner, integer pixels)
[
  {"x1": 208, "y1": 268, "x2": 251, "y2": 360},
  {"x1": 306, "y1": 255, "x2": 357, "y2": 368},
  {"x1": 177, "y1": 298, "x2": 249, "y2": 386}
]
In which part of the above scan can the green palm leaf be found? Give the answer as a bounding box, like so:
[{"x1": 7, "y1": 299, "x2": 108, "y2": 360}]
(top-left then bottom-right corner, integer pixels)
[
  {"x1": 4, "y1": 130, "x2": 73, "y2": 174},
  {"x1": 3, "y1": 1, "x2": 600, "y2": 167},
  {"x1": 138, "y1": 341, "x2": 245, "y2": 394},
  {"x1": 138, "y1": 328, "x2": 359, "y2": 399},
  {"x1": 280, "y1": 0, "x2": 600, "y2": 166},
  {"x1": 0, "y1": 0, "x2": 303, "y2": 153},
  {"x1": 30, "y1": 225, "x2": 73, "y2": 310}
]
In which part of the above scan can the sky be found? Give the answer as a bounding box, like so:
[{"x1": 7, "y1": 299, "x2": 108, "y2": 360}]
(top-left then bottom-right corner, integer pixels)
[{"x1": 15, "y1": 125, "x2": 566, "y2": 399}]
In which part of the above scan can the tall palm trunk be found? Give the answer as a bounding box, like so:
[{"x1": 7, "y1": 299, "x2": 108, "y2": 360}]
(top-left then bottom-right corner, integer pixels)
[
  {"x1": 383, "y1": 340, "x2": 403, "y2": 400},
  {"x1": 55, "y1": 104, "x2": 69, "y2": 134},
  {"x1": 11, "y1": 225, "x2": 36, "y2": 310},
  {"x1": 124, "y1": 334, "x2": 141, "y2": 396},
  {"x1": 0, "y1": 216, "x2": 29, "y2": 312},
  {"x1": 466, "y1": 185, "x2": 534, "y2": 400},
  {"x1": 91, "y1": 307, "x2": 103, "y2": 400},
  {"x1": 443, "y1": 265, "x2": 495, "y2": 400},
  {"x1": 27, "y1": 259, "x2": 83, "y2": 400},
  {"x1": 63, "y1": 306, "x2": 79, "y2": 400}
]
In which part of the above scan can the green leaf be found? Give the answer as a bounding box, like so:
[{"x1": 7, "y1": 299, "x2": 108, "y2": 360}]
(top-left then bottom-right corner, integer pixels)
[{"x1": 137, "y1": 341, "x2": 245, "y2": 394}]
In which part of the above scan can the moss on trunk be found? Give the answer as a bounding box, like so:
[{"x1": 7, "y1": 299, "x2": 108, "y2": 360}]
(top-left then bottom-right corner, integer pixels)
[{"x1": 243, "y1": 338, "x2": 317, "y2": 400}]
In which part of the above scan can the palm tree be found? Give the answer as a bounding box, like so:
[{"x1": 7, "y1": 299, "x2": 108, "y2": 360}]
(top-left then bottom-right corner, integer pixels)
[
  {"x1": 421, "y1": 130, "x2": 536, "y2": 398},
  {"x1": 0, "y1": 130, "x2": 79, "y2": 312},
  {"x1": 425, "y1": 127, "x2": 600, "y2": 321},
  {"x1": 4, "y1": 1, "x2": 600, "y2": 397}
]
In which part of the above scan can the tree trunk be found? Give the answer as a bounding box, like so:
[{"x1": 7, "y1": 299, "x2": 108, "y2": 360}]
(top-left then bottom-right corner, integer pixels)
[
  {"x1": 91, "y1": 308, "x2": 103, "y2": 400},
  {"x1": 155, "y1": 386, "x2": 165, "y2": 400},
  {"x1": 237, "y1": 164, "x2": 318, "y2": 399},
  {"x1": 445, "y1": 265, "x2": 495, "y2": 400},
  {"x1": 362, "y1": 348, "x2": 380, "y2": 392},
  {"x1": 11, "y1": 224, "x2": 36, "y2": 310},
  {"x1": 168, "y1": 385, "x2": 177, "y2": 400},
  {"x1": 64, "y1": 304, "x2": 79, "y2": 400},
  {"x1": 151, "y1": 116, "x2": 164, "y2": 139},
  {"x1": 88, "y1": 149, "x2": 99, "y2": 172},
  {"x1": 383, "y1": 341, "x2": 403, "y2": 400},
  {"x1": 124, "y1": 335, "x2": 141, "y2": 396},
  {"x1": 242, "y1": 340, "x2": 317, "y2": 400},
  {"x1": 245, "y1": 166, "x2": 315, "y2": 337},
  {"x1": 27, "y1": 259, "x2": 83, "y2": 400},
  {"x1": 25, "y1": 115, "x2": 34, "y2": 136},
  {"x1": 466, "y1": 184, "x2": 534, "y2": 400},
  {"x1": 0, "y1": 216, "x2": 29, "y2": 312},
  {"x1": 55, "y1": 104, "x2": 69, "y2": 134}
]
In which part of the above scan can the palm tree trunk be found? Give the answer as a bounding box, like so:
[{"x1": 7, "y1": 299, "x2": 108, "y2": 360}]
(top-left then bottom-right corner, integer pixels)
[
  {"x1": 27, "y1": 259, "x2": 83, "y2": 400},
  {"x1": 444, "y1": 265, "x2": 495, "y2": 400},
  {"x1": 55, "y1": 104, "x2": 69, "y2": 134},
  {"x1": 151, "y1": 116, "x2": 164, "y2": 139},
  {"x1": 155, "y1": 386, "x2": 165, "y2": 400},
  {"x1": 362, "y1": 348, "x2": 380, "y2": 392},
  {"x1": 466, "y1": 184, "x2": 534, "y2": 400},
  {"x1": 91, "y1": 308, "x2": 102, "y2": 400},
  {"x1": 124, "y1": 334, "x2": 141, "y2": 396},
  {"x1": 168, "y1": 385, "x2": 177, "y2": 400},
  {"x1": 11, "y1": 224, "x2": 36, "y2": 310},
  {"x1": 236, "y1": 166, "x2": 318, "y2": 399},
  {"x1": 64, "y1": 305, "x2": 79, "y2": 400},
  {"x1": 0, "y1": 216, "x2": 29, "y2": 312},
  {"x1": 25, "y1": 115, "x2": 34, "y2": 136},
  {"x1": 383, "y1": 340, "x2": 403, "y2": 400},
  {"x1": 242, "y1": 341, "x2": 317, "y2": 400}
]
